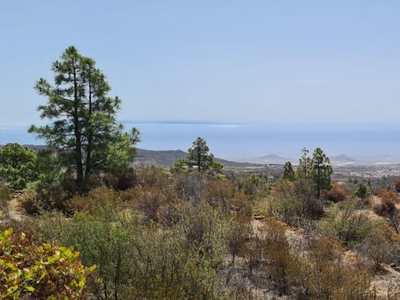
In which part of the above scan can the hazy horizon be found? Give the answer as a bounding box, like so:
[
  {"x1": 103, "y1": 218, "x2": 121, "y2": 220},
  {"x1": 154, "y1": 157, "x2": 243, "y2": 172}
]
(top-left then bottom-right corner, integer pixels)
[{"x1": 2, "y1": 121, "x2": 400, "y2": 160}]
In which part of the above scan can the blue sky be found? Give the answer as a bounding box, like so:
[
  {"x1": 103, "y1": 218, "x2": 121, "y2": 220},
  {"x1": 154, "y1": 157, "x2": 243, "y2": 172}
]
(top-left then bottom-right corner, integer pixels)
[{"x1": 1, "y1": 0, "x2": 400, "y2": 127}]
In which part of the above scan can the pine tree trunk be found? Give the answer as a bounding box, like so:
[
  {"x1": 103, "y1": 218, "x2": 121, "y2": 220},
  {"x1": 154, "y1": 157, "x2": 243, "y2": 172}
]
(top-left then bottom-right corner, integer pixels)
[{"x1": 73, "y1": 68, "x2": 84, "y2": 194}]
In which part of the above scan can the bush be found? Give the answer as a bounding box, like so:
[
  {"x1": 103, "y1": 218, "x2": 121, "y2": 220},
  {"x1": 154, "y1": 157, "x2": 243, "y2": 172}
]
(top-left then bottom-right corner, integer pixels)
[
  {"x1": 262, "y1": 218, "x2": 301, "y2": 294},
  {"x1": 30, "y1": 199, "x2": 233, "y2": 299},
  {"x1": 373, "y1": 196, "x2": 400, "y2": 234},
  {"x1": 266, "y1": 179, "x2": 324, "y2": 227},
  {"x1": 134, "y1": 167, "x2": 169, "y2": 188},
  {"x1": 225, "y1": 218, "x2": 251, "y2": 265},
  {"x1": 268, "y1": 196, "x2": 304, "y2": 227},
  {"x1": 376, "y1": 189, "x2": 399, "y2": 203},
  {"x1": 324, "y1": 183, "x2": 347, "y2": 202},
  {"x1": 67, "y1": 186, "x2": 125, "y2": 215},
  {"x1": 395, "y1": 180, "x2": 400, "y2": 193},
  {"x1": 297, "y1": 236, "x2": 372, "y2": 299},
  {"x1": 293, "y1": 179, "x2": 324, "y2": 219},
  {"x1": 354, "y1": 182, "x2": 369, "y2": 199},
  {"x1": 321, "y1": 199, "x2": 378, "y2": 247},
  {"x1": 136, "y1": 186, "x2": 166, "y2": 222},
  {"x1": 0, "y1": 183, "x2": 11, "y2": 219},
  {"x1": 357, "y1": 225, "x2": 400, "y2": 272},
  {"x1": 21, "y1": 178, "x2": 72, "y2": 214},
  {"x1": 175, "y1": 172, "x2": 208, "y2": 205},
  {"x1": 0, "y1": 227, "x2": 95, "y2": 299},
  {"x1": 205, "y1": 179, "x2": 234, "y2": 211},
  {"x1": 107, "y1": 167, "x2": 137, "y2": 190},
  {"x1": 18, "y1": 190, "x2": 45, "y2": 215},
  {"x1": 374, "y1": 197, "x2": 396, "y2": 217}
]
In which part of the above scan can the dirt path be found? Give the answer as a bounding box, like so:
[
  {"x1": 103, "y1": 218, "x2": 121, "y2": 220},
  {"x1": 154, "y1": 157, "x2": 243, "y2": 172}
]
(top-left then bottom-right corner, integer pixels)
[{"x1": 0, "y1": 198, "x2": 31, "y2": 222}]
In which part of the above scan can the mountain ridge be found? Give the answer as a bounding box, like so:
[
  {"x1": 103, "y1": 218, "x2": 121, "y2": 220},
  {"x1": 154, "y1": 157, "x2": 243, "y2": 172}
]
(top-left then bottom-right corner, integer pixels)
[{"x1": 3, "y1": 144, "x2": 400, "y2": 166}]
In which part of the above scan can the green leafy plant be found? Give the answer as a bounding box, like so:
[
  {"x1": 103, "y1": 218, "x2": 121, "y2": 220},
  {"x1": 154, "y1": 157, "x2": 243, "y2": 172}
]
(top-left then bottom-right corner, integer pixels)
[
  {"x1": 354, "y1": 181, "x2": 369, "y2": 199},
  {"x1": 0, "y1": 227, "x2": 95, "y2": 299}
]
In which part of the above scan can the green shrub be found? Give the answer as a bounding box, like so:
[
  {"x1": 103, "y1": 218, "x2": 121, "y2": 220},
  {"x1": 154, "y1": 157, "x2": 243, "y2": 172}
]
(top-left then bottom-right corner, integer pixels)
[
  {"x1": 0, "y1": 227, "x2": 95, "y2": 299},
  {"x1": 357, "y1": 224, "x2": 400, "y2": 272},
  {"x1": 321, "y1": 199, "x2": 378, "y2": 247},
  {"x1": 0, "y1": 183, "x2": 11, "y2": 219},
  {"x1": 354, "y1": 181, "x2": 369, "y2": 199},
  {"x1": 67, "y1": 186, "x2": 125, "y2": 215},
  {"x1": 30, "y1": 201, "x2": 232, "y2": 299}
]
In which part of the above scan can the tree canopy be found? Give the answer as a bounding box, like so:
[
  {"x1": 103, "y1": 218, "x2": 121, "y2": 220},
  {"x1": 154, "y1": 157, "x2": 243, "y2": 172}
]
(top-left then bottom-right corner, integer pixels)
[
  {"x1": 282, "y1": 161, "x2": 295, "y2": 181},
  {"x1": 29, "y1": 46, "x2": 139, "y2": 194},
  {"x1": 0, "y1": 143, "x2": 38, "y2": 189},
  {"x1": 171, "y1": 137, "x2": 222, "y2": 174},
  {"x1": 311, "y1": 147, "x2": 333, "y2": 199},
  {"x1": 295, "y1": 147, "x2": 332, "y2": 199}
]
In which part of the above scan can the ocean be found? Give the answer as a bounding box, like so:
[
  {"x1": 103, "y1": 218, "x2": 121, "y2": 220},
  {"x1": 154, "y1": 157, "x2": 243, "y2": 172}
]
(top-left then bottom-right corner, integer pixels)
[{"x1": 1, "y1": 122, "x2": 400, "y2": 160}]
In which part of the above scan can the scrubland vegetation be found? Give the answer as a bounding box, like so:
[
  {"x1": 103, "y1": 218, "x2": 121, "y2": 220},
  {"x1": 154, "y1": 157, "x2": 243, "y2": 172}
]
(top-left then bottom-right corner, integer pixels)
[
  {"x1": 2, "y1": 46, "x2": 400, "y2": 299},
  {"x1": 3, "y1": 158, "x2": 400, "y2": 299}
]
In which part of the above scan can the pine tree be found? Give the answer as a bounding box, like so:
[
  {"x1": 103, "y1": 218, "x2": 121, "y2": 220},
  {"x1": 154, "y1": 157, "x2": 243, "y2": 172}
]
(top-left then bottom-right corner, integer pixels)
[
  {"x1": 311, "y1": 147, "x2": 333, "y2": 199},
  {"x1": 187, "y1": 137, "x2": 222, "y2": 173},
  {"x1": 171, "y1": 137, "x2": 222, "y2": 174},
  {"x1": 296, "y1": 147, "x2": 312, "y2": 181},
  {"x1": 282, "y1": 161, "x2": 295, "y2": 181},
  {"x1": 29, "y1": 46, "x2": 139, "y2": 194}
]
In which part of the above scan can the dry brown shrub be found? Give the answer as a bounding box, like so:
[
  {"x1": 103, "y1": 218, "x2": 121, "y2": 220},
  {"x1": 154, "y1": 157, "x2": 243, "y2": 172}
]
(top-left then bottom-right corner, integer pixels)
[
  {"x1": 324, "y1": 182, "x2": 347, "y2": 202},
  {"x1": 66, "y1": 186, "x2": 124, "y2": 214},
  {"x1": 135, "y1": 167, "x2": 170, "y2": 188},
  {"x1": 377, "y1": 189, "x2": 400, "y2": 203},
  {"x1": 358, "y1": 224, "x2": 400, "y2": 272},
  {"x1": 231, "y1": 192, "x2": 252, "y2": 219},
  {"x1": 262, "y1": 217, "x2": 302, "y2": 294},
  {"x1": 271, "y1": 180, "x2": 295, "y2": 200},
  {"x1": 298, "y1": 236, "x2": 372, "y2": 299},
  {"x1": 374, "y1": 197, "x2": 396, "y2": 217},
  {"x1": 136, "y1": 186, "x2": 166, "y2": 222},
  {"x1": 175, "y1": 172, "x2": 208, "y2": 205},
  {"x1": 395, "y1": 180, "x2": 400, "y2": 193},
  {"x1": 205, "y1": 179, "x2": 252, "y2": 218},
  {"x1": 18, "y1": 190, "x2": 45, "y2": 215},
  {"x1": 205, "y1": 179, "x2": 234, "y2": 211}
]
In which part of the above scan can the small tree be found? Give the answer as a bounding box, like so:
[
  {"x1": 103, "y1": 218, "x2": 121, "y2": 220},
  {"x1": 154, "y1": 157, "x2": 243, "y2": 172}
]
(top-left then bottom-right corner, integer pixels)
[
  {"x1": 171, "y1": 137, "x2": 222, "y2": 174},
  {"x1": 311, "y1": 148, "x2": 333, "y2": 199},
  {"x1": 187, "y1": 137, "x2": 216, "y2": 172},
  {"x1": 354, "y1": 182, "x2": 368, "y2": 200},
  {"x1": 282, "y1": 161, "x2": 295, "y2": 181},
  {"x1": 296, "y1": 147, "x2": 312, "y2": 181},
  {"x1": 0, "y1": 143, "x2": 38, "y2": 189}
]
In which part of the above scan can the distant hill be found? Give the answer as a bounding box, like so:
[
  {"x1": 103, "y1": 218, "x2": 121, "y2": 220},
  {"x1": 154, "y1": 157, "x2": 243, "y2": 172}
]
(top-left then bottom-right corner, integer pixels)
[
  {"x1": 134, "y1": 149, "x2": 187, "y2": 167},
  {"x1": 13, "y1": 145, "x2": 262, "y2": 169},
  {"x1": 330, "y1": 154, "x2": 356, "y2": 165},
  {"x1": 134, "y1": 148, "x2": 265, "y2": 168},
  {"x1": 245, "y1": 154, "x2": 294, "y2": 165},
  {"x1": 330, "y1": 154, "x2": 355, "y2": 162}
]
